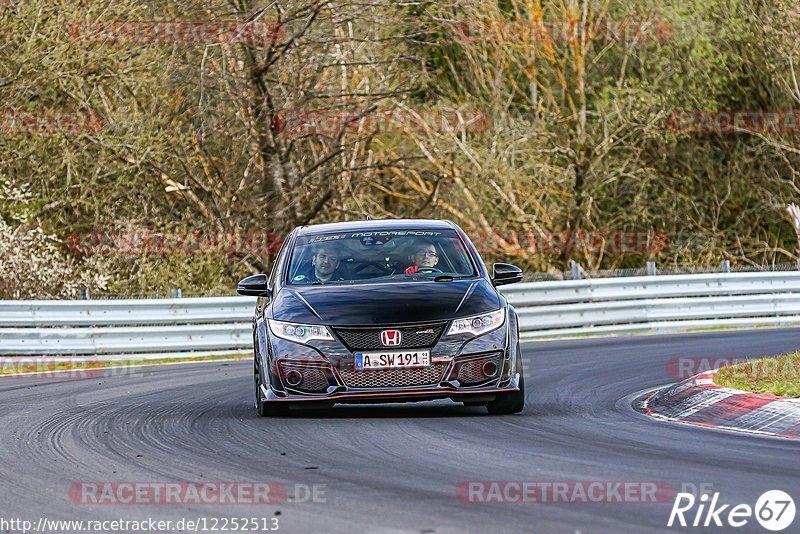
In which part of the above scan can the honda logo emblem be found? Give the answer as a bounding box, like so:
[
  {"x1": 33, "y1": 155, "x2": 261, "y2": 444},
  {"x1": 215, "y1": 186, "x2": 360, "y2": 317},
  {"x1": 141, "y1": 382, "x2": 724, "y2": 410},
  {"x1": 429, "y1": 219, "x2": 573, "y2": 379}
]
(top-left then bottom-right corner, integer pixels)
[{"x1": 380, "y1": 329, "x2": 402, "y2": 346}]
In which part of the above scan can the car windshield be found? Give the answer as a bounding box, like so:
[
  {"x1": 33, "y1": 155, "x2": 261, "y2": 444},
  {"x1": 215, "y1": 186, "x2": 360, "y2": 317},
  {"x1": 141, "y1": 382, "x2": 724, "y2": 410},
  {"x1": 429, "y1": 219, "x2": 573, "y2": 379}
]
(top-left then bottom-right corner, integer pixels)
[{"x1": 286, "y1": 229, "x2": 478, "y2": 285}]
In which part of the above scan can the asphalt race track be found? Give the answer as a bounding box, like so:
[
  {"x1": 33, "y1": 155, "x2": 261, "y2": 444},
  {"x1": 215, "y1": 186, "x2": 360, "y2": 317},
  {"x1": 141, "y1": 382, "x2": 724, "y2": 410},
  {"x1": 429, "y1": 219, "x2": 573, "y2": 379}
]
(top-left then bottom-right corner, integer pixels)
[{"x1": 2, "y1": 329, "x2": 800, "y2": 533}]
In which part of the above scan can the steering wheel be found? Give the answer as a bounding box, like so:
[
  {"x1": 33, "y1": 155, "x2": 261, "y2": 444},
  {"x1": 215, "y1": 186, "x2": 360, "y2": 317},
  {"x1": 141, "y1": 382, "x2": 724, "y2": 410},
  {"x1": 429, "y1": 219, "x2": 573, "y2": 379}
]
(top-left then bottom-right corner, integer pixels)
[{"x1": 416, "y1": 266, "x2": 443, "y2": 273}]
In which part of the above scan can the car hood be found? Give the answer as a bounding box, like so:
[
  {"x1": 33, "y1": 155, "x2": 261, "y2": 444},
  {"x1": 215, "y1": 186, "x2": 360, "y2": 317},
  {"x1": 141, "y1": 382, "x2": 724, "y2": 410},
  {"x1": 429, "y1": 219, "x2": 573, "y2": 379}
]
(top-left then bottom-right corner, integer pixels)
[{"x1": 272, "y1": 279, "x2": 502, "y2": 326}]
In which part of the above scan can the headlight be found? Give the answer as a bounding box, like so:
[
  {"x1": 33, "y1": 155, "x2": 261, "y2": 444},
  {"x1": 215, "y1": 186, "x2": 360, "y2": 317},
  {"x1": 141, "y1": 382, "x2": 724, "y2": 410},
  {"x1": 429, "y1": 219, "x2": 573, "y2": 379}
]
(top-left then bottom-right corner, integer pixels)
[
  {"x1": 268, "y1": 319, "x2": 334, "y2": 344},
  {"x1": 446, "y1": 308, "x2": 505, "y2": 337}
]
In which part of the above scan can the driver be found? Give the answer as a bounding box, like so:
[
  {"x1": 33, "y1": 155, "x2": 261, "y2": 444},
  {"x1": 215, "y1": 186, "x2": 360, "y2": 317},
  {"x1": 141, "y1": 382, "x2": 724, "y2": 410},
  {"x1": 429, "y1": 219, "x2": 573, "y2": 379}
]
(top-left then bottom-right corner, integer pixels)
[{"x1": 404, "y1": 239, "x2": 439, "y2": 274}]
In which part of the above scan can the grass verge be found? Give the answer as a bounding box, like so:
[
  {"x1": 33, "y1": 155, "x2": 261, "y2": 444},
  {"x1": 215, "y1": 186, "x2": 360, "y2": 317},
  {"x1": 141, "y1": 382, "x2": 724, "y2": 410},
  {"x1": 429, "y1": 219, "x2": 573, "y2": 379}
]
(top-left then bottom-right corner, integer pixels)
[{"x1": 715, "y1": 352, "x2": 800, "y2": 398}]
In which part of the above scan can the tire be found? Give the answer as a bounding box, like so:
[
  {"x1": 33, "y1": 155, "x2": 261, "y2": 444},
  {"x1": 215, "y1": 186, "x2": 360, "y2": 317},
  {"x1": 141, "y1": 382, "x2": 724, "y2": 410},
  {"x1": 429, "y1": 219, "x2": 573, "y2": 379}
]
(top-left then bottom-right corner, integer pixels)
[
  {"x1": 255, "y1": 363, "x2": 290, "y2": 417},
  {"x1": 486, "y1": 357, "x2": 525, "y2": 415}
]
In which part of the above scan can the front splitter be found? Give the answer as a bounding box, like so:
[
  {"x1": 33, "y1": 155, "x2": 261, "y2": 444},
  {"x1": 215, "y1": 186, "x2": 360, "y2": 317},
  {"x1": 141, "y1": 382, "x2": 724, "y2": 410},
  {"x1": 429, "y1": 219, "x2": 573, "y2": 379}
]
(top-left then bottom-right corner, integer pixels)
[{"x1": 259, "y1": 374, "x2": 521, "y2": 405}]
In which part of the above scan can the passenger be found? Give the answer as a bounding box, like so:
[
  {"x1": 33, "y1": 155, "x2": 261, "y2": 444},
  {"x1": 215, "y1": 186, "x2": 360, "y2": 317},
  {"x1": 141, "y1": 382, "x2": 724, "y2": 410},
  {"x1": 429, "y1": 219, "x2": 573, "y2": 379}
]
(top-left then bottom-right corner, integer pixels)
[
  {"x1": 293, "y1": 244, "x2": 345, "y2": 283},
  {"x1": 311, "y1": 244, "x2": 345, "y2": 282}
]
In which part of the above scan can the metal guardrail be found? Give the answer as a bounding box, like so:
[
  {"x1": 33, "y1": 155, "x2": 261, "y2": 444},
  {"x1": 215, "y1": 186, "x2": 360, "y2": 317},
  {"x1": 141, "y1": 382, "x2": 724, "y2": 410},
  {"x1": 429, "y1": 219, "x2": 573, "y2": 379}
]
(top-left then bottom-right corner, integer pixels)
[
  {"x1": 0, "y1": 297, "x2": 255, "y2": 355},
  {"x1": 2, "y1": 271, "x2": 800, "y2": 355},
  {"x1": 0, "y1": 297, "x2": 253, "y2": 327},
  {"x1": 509, "y1": 271, "x2": 800, "y2": 339}
]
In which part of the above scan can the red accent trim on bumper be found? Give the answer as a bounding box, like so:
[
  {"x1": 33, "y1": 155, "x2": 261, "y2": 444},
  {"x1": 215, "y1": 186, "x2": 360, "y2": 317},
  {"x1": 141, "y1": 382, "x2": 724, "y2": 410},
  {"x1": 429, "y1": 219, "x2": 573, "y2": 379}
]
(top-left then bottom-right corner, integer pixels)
[{"x1": 266, "y1": 386, "x2": 519, "y2": 403}]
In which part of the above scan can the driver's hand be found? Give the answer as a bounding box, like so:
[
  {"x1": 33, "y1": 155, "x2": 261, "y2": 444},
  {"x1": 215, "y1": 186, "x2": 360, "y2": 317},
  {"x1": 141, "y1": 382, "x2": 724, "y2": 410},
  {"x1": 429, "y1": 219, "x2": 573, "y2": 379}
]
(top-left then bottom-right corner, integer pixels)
[{"x1": 404, "y1": 265, "x2": 419, "y2": 274}]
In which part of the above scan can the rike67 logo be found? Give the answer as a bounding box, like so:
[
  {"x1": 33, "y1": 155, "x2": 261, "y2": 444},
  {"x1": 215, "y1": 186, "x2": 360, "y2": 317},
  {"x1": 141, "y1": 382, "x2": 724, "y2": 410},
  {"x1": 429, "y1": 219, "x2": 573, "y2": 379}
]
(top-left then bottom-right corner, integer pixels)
[{"x1": 668, "y1": 490, "x2": 795, "y2": 531}]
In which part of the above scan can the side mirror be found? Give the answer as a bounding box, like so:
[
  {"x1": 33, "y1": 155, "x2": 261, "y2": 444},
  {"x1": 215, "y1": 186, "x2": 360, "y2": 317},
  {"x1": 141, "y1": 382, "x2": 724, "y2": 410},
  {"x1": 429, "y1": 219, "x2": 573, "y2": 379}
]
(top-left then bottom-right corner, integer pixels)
[
  {"x1": 237, "y1": 274, "x2": 272, "y2": 297},
  {"x1": 492, "y1": 263, "x2": 523, "y2": 286}
]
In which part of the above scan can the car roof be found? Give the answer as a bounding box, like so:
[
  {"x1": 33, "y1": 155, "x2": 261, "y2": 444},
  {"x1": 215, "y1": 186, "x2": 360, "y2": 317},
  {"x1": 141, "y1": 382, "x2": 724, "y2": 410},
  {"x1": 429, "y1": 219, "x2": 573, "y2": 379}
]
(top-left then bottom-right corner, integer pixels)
[{"x1": 295, "y1": 219, "x2": 457, "y2": 236}]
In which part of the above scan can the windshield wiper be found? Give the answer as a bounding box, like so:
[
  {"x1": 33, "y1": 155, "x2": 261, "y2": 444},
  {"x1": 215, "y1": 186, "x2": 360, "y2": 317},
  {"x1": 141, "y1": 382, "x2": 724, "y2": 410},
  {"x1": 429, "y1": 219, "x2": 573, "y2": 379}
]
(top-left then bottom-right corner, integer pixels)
[{"x1": 391, "y1": 274, "x2": 468, "y2": 282}]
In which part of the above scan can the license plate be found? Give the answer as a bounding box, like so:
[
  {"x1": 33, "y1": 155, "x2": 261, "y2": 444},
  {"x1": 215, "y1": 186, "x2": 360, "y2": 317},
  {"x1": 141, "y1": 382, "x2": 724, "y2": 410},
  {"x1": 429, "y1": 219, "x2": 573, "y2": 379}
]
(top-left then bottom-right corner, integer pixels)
[{"x1": 354, "y1": 350, "x2": 430, "y2": 370}]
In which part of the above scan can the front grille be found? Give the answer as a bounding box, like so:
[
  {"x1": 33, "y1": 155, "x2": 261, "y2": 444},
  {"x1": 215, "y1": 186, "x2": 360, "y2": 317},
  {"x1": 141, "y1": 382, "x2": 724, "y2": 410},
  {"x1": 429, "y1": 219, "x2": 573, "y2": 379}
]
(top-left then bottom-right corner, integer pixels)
[
  {"x1": 339, "y1": 363, "x2": 446, "y2": 389},
  {"x1": 332, "y1": 322, "x2": 447, "y2": 352},
  {"x1": 277, "y1": 362, "x2": 331, "y2": 393},
  {"x1": 454, "y1": 353, "x2": 503, "y2": 386}
]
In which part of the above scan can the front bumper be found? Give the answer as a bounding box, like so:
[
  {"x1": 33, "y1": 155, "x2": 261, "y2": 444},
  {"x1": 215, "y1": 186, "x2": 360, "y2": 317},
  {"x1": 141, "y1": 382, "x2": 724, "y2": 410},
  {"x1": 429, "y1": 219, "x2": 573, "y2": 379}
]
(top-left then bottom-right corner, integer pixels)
[{"x1": 259, "y1": 312, "x2": 521, "y2": 404}]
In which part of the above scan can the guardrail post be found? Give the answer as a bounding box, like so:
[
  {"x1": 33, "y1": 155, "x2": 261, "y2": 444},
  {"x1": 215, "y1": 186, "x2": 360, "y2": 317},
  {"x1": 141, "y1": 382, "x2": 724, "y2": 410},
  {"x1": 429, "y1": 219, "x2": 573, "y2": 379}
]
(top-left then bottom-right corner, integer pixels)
[
  {"x1": 797, "y1": 258, "x2": 800, "y2": 271},
  {"x1": 646, "y1": 261, "x2": 657, "y2": 276},
  {"x1": 720, "y1": 260, "x2": 730, "y2": 273},
  {"x1": 171, "y1": 288, "x2": 182, "y2": 298},
  {"x1": 570, "y1": 260, "x2": 582, "y2": 280},
  {"x1": 81, "y1": 288, "x2": 90, "y2": 300}
]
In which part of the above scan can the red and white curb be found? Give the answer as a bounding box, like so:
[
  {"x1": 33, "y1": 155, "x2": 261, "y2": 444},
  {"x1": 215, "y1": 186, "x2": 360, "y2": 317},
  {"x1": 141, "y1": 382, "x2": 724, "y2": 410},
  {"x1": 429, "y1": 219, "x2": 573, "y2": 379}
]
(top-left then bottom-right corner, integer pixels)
[{"x1": 642, "y1": 370, "x2": 800, "y2": 440}]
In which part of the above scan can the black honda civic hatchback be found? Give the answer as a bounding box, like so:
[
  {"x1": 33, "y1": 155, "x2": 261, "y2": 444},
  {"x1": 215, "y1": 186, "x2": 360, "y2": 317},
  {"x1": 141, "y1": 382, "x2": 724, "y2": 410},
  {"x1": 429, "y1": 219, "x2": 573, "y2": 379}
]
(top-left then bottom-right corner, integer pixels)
[{"x1": 237, "y1": 219, "x2": 525, "y2": 416}]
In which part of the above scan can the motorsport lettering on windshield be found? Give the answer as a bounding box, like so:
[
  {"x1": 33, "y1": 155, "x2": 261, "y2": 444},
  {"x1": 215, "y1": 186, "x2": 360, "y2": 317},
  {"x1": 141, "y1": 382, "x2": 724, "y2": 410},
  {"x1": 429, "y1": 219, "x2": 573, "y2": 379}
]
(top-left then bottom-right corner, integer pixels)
[{"x1": 310, "y1": 231, "x2": 443, "y2": 242}]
